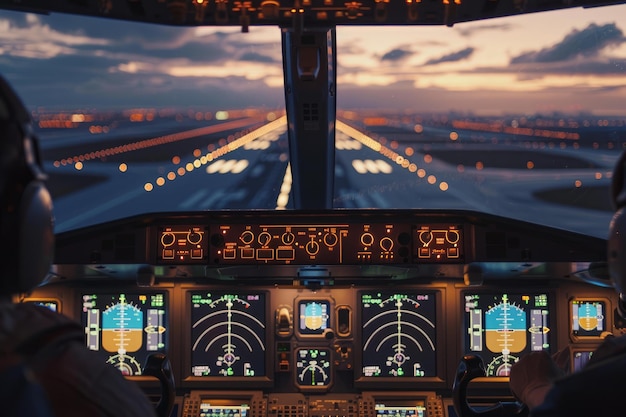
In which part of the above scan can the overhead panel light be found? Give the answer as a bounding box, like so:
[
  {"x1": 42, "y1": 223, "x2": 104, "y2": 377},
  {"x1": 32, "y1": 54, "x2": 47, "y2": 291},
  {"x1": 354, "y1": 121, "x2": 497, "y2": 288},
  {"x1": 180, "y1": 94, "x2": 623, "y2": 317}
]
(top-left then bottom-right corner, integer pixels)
[
  {"x1": 374, "y1": 0, "x2": 389, "y2": 22},
  {"x1": 193, "y1": 0, "x2": 208, "y2": 22},
  {"x1": 406, "y1": 0, "x2": 421, "y2": 21},
  {"x1": 167, "y1": 0, "x2": 187, "y2": 23}
]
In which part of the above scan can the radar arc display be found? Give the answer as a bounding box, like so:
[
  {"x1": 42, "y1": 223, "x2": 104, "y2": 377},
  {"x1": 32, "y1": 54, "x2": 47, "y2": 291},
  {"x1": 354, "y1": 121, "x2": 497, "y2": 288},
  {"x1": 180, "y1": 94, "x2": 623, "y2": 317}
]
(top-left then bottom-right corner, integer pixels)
[
  {"x1": 190, "y1": 291, "x2": 266, "y2": 377},
  {"x1": 361, "y1": 291, "x2": 437, "y2": 378}
]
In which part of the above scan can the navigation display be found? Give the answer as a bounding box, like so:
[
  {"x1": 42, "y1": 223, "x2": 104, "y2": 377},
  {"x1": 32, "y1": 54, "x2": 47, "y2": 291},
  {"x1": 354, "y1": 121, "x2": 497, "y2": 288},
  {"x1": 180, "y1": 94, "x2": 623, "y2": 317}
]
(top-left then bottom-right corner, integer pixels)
[
  {"x1": 190, "y1": 291, "x2": 266, "y2": 377},
  {"x1": 570, "y1": 299, "x2": 607, "y2": 339},
  {"x1": 81, "y1": 292, "x2": 168, "y2": 376},
  {"x1": 360, "y1": 291, "x2": 437, "y2": 378},
  {"x1": 464, "y1": 292, "x2": 551, "y2": 377}
]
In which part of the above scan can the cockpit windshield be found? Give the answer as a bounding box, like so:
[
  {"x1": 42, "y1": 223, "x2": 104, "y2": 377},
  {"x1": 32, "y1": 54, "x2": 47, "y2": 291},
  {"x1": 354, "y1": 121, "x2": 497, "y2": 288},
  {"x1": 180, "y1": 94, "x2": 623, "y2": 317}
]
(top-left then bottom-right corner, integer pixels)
[{"x1": 0, "y1": 5, "x2": 624, "y2": 237}]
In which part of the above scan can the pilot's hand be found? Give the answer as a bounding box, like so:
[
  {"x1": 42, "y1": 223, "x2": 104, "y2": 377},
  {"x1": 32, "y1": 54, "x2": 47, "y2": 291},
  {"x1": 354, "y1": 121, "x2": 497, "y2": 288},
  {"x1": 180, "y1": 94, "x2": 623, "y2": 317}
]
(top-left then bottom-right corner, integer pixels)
[
  {"x1": 509, "y1": 351, "x2": 565, "y2": 410},
  {"x1": 588, "y1": 333, "x2": 626, "y2": 365}
]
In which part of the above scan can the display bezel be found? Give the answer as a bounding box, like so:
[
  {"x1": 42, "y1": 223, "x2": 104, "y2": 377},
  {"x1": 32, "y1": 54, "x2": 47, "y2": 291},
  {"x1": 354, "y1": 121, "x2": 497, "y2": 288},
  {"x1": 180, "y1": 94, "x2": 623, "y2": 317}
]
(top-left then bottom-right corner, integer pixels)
[
  {"x1": 293, "y1": 346, "x2": 334, "y2": 391},
  {"x1": 361, "y1": 391, "x2": 436, "y2": 417},
  {"x1": 571, "y1": 348, "x2": 595, "y2": 372},
  {"x1": 181, "y1": 390, "x2": 265, "y2": 417},
  {"x1": 568, "y1": 297, "x2": 612, "y2": 341},
  {"x1": 461, "y1": 290, "x2": 555, "y2": 380},
  {"x1": 22, "y1": 298, "x2": 61, "y2": 313},
  {"x1": 294, "y1": 297, "x2": 334, "y2": 338},
  {"x1": 355, "y1": 288, "x2": 446, "y2": 389},
  {"x1": 182, "y1": 287, "x2": 273, "y2": 388}
]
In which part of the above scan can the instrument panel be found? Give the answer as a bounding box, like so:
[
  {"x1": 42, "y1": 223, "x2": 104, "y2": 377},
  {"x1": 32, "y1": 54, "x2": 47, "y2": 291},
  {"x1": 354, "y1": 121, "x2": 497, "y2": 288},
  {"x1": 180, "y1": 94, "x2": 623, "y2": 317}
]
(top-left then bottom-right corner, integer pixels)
[
  {"x1": 158, "y1": 222, "x2": 462, "y2": 265},
  {"x1": 4, "y1": 0, "x2": 623, "y2": 30},
  {"x1": 23, "y1": 280, "x2": 619, "y2": 414},
  {"x1": 54, "y1": 210, "x2": 605, "y2": 269},
  {"x1": 31, "y1": 210, "x2": 616, "y2": 416}
]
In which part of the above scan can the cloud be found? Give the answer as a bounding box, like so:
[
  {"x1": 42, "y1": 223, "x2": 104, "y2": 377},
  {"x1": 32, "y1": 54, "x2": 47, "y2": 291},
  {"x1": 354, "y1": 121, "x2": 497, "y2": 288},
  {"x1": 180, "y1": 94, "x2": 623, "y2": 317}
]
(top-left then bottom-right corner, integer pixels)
[
  {"x1": 456, "y1": 23, "x2": 514, "y2": 37},
  {"x1": 0, "y1": 10, "x2": 286, "y2": 108},
  {"x1": 423, "y1": 47, "x2": 474, "y2": 66},
  {"x1": 239, "y1": 51, "x2": 277, "y2": 63},
  {"x1": 338, "y1": 81, "x2": 626, "y2": 114},
  {"x1": 511, "y1": 23, "x2": 625, "y2": 64},
  {"x1": 470, "y1": 57, "x2": 626, "y2": 76},
  {"x1": 380, "y1": 48, "x2": 414, "y2": 62}
]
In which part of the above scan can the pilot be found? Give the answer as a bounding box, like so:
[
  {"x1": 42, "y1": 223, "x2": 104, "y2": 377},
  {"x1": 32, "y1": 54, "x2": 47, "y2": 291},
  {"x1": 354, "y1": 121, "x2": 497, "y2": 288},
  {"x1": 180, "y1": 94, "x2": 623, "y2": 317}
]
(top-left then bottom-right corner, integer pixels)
[
  {"x1": 509, "y1": 150, "x2": 626, "y2": 416},
  {"x1": 0, "y1": 74, "x2": 157, "y2": 417}
]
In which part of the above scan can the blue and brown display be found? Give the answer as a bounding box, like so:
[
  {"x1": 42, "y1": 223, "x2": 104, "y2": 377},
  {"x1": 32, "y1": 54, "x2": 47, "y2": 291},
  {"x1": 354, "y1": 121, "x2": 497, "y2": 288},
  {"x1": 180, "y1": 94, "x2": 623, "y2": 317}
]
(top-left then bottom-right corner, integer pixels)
[
  {"x1": 190, "y1": 291, "x2": 266, "y2": 377},
  {"x1": 81, "y1": 292, "x2": 168, "y2": 376},
  {"x1": 297, "y1": 300, "x2": 331, "y2": 336},
  {"x1": 464, "y1": 292, "x2": 551, "y2": 377},
  {"x1": 570, "y1": 299, "x2": 607, "y2": 339},
  {"x1": 360, "y1": 291, "x2": 437, "y2": 378}
]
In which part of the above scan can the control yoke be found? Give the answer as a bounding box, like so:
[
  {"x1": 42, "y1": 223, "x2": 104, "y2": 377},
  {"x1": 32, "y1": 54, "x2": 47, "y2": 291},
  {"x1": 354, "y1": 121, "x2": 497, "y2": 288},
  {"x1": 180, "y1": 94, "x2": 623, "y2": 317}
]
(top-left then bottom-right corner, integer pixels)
[
  {"x1": 143, "y1": 353, "x2": 176, "y2": 417},
  {"x1": 453, "y1": 355, "x2": 528, "y2": 417}
]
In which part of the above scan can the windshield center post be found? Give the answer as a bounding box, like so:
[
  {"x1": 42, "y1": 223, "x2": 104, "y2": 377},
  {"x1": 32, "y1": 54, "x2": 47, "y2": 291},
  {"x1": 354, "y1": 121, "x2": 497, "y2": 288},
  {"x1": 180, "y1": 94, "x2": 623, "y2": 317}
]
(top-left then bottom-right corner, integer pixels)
[{"x1": 281, "y1": 25, "x2": 337, "y2": 209}]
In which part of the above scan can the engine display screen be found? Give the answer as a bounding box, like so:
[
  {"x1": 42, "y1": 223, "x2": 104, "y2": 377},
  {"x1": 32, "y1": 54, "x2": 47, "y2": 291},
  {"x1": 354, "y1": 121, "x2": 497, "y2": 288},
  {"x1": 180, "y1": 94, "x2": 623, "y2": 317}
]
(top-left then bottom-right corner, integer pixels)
[
  {"x1": 190, "y1": 291, "x2": 266, "y2": 377},
  {"x1": 360, "y1": 291, "x2": 437, "y2": 378},
  {"x1": 464, "y1": 292, "x2": 551, "y2": 377},
  {"x1": 570, "y1": 299, "x2": 607, "y2": 338},
  {"x1": 81, "y1": 292, "x2": 168, "y2": 376}
]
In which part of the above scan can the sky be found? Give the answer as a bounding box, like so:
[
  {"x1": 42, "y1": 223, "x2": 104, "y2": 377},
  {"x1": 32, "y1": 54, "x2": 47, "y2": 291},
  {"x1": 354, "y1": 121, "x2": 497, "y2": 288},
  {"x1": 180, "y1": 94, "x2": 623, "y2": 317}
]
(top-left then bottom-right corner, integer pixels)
[{"x1": 0, "y1": 4, "x2": 625, "y2": 115}]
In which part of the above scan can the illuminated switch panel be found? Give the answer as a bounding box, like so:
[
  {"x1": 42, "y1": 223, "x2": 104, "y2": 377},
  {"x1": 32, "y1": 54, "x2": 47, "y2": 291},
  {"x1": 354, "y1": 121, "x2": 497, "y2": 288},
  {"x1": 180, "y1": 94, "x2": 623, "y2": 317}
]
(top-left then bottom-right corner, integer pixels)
[
  {"x1": 416, "y1": 225, "x2": 463, "y2": 262},
  {"x1": 209, "y1": 222, "x2": 414, "y2": 265}
]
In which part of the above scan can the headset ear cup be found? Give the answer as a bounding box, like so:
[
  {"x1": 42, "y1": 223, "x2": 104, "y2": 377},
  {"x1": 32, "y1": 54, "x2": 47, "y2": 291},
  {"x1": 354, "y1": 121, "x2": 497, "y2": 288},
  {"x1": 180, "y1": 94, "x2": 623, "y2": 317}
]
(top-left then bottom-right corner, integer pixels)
[
  {"x1": 18, "y1": 180, "x2": 54, "y2": 292},
  {"x1": 612, "y1": 151, "x2": 626, "y2": 209},
  {"x1": 608, "y1": 207, "x2": 626, "y2": 294}
]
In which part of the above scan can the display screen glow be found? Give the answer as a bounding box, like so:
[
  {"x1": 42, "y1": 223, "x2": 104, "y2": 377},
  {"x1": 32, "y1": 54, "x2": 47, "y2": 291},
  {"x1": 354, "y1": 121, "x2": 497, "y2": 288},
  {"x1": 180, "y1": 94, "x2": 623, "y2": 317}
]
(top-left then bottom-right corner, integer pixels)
[
  {"x1": 464, "y1": 292, "x2": 550, "y2": 377},
  {"x1": 361, "y1": 291, "x2": 437, "y2": 377},
  {"x1": 190, "y1": 291, "x2": 266, "y2": 377},
  {"x1": 81, "y1": 292, "x2": 168, "y2": 376}
]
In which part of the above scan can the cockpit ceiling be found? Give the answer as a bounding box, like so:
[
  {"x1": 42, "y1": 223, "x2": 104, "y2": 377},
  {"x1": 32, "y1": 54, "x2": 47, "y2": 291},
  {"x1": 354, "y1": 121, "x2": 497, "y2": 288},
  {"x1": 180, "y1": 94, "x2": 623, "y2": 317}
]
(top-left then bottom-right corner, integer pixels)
[{"x1": 2, "y1": 0, "x2": 626, "y2": 28}]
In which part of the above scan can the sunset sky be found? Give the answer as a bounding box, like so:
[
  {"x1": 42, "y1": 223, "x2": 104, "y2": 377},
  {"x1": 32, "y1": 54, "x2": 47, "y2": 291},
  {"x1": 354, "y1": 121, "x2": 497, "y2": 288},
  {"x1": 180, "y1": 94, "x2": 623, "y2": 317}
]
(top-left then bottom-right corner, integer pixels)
[{"x1": 0, "y1": 4, "x2": 624, "y2": 114}]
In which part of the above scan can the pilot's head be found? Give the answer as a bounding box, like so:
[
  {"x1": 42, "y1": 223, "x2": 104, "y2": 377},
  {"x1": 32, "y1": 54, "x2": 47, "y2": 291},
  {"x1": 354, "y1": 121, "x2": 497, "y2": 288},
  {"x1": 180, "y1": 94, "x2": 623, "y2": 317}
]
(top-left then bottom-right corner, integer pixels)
[
  {"x1": 608, "y1": 150, "x2": 626, "y2": 316},
  {"x1": 0, "y1": 75, "x2": 54, "y2": 296}
]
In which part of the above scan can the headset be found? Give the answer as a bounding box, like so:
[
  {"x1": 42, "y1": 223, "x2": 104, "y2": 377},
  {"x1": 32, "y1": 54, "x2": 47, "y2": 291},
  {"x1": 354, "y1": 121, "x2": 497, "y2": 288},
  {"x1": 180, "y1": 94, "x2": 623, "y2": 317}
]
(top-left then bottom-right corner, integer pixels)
[
  {"x1": 608, "y1": 150, "x2": 626, "y2": 317},
  {"x1": 0, "y1": 75, "x2": 54, "y2": 295}
]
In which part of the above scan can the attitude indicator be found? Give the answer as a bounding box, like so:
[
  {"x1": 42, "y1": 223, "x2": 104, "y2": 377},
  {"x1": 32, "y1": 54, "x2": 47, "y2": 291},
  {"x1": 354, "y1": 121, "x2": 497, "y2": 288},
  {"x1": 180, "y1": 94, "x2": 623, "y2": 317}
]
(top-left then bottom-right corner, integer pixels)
[
  {"x1": 465, "y1": 292, "x2": 550, "y2": 377},
  {"x1": 82, "y1": 292, "x2": 167, "y2": 376}
]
